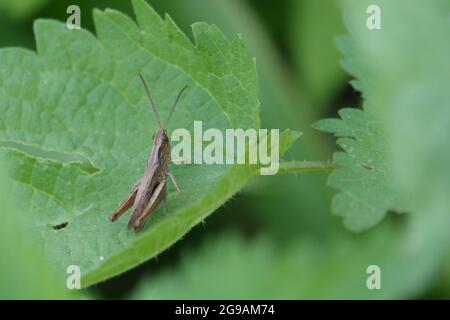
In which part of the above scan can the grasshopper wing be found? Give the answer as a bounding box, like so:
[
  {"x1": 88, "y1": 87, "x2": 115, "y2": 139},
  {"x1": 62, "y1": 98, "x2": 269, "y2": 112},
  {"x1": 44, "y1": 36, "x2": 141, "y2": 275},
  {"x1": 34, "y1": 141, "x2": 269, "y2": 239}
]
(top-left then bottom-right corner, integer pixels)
[{"x1": 128, "y1": 177, "x2": 167, "y2": 233}]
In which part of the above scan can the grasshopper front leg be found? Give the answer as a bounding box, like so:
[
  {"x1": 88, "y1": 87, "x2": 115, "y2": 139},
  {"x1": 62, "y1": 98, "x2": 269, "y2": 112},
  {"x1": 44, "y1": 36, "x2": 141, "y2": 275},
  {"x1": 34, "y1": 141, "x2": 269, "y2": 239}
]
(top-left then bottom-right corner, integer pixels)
[{"x1": 168, "y1": 171, "x2": 181, "y2": 192}]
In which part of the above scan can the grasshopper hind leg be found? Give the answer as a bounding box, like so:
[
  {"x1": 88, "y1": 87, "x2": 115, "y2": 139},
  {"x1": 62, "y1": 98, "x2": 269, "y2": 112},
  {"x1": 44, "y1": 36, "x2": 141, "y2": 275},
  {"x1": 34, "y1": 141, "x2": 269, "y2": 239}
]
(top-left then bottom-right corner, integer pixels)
[
  {"x1": 108, "y1": 178, "x2": 142, "y2": 222},
  {"x1": 129, "y1": 178, "x2": 166, "y2": 233}
]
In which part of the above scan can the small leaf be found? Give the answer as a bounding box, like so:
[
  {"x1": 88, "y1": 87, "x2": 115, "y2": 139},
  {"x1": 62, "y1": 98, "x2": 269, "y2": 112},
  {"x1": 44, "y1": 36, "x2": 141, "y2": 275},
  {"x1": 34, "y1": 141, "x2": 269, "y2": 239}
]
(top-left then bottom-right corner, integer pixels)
[{"x1": 313, "y1": 108, "x2": 400, "y2": 231}]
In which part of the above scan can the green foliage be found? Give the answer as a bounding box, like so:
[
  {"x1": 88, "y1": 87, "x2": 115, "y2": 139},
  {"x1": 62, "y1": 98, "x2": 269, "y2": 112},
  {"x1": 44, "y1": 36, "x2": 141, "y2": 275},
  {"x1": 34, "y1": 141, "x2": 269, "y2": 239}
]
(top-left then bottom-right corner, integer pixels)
[
  {"x1": 313, "y1": 108, "x2": 401, "y2": 231},
  {"x1": 0, "y1": 0, "x2": 300, "y2": 287},
  {"x1": 289, "y1": 0, "x2": 347, "y2": 109},
  {"x1": 315, "y1": 0, "x2": 450, "y2": 230},
  {"x1": 1, "y1": 0, "x2": 449, "y2": 300},
  {"x1": 130, "y1": 223, "x2": 422, "y2": 299},
  {"x1": 314, "y1": 0, "x2": 450, "y2": 294},
  {"x1": 144, "y1": 0, "x2": 335, "y2": 246},
  {"x1": 0, "y1": 158, "x2": 73, "y2": 299},
  {"x1": 340, "y1": 0, "x2": 450, "y2": 216},
  {"x1": 0, "y1": 0, "x2": 49, "y2": 19}
]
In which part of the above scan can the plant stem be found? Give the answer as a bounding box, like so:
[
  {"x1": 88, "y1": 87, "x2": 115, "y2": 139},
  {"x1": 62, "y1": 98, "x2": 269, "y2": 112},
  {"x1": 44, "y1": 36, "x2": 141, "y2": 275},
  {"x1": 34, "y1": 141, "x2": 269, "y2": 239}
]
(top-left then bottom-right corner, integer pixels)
[{"x1": 277, "y1": 160, "x2": 337, "y2": 174}]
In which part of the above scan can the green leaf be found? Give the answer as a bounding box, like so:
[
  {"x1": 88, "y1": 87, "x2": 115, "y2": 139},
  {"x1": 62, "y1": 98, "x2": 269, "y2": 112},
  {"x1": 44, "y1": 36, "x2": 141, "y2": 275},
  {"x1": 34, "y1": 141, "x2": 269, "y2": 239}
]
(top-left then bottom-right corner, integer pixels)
[
  {"x1": 313, "y1": 108, "x2": 401, "y2": 231},
  {"x1": 339, "y1": 0, "x2": 450, "y2": 282},
  {"x1": 315, "y1": 0, "x2": 450, "y2": 295},
  {"x1": 337, "y1": 0, "x2": 450, "y2": 210},
  {"x1": 0, "y1": 157, "x2": 75, "y2": 299},
  {"x1": 0, "y1": 0, "x2": 300, "y2": 287}
]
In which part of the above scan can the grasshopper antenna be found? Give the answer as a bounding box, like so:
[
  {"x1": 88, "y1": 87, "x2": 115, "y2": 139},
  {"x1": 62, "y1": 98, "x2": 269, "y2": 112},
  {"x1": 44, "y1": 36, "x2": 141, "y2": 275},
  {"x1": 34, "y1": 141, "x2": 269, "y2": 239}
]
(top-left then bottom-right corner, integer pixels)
[
  {"x1": 166, "y1": 85, "x2": 188, "y2": 126},
  {"x1": 139, "y1": 73, "x2": 162, "y2": 130}
]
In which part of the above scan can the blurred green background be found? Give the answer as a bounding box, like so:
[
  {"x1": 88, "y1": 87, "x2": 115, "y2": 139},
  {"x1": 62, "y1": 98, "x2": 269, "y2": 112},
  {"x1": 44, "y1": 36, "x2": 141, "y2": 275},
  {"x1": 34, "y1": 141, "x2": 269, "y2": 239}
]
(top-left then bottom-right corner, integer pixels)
[{"x1": 0, "y1": 0, "x2": 448, "y2": 299}]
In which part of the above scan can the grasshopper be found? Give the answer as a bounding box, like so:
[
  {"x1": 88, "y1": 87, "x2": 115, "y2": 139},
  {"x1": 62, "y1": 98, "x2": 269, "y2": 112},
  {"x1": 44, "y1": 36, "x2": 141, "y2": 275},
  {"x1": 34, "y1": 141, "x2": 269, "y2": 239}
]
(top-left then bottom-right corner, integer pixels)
[{"x1": 109, "y1": 73, "x2": 188, "y2": 233}]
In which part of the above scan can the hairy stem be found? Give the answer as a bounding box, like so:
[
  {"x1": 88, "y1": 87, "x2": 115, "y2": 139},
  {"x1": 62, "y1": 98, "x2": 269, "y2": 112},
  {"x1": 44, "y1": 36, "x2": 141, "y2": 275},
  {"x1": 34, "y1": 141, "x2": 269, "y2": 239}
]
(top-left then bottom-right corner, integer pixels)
[{"x1": 277, "y1": 160, "x2": 337, "y2": 174}]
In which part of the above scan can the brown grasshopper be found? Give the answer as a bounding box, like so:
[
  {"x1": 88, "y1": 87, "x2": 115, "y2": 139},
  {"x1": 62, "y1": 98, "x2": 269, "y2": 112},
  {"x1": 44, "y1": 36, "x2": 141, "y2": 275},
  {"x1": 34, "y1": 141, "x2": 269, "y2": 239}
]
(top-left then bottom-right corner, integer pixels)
[{"x1": 108, "y1": 73, "x2": 188, "y2": 233}]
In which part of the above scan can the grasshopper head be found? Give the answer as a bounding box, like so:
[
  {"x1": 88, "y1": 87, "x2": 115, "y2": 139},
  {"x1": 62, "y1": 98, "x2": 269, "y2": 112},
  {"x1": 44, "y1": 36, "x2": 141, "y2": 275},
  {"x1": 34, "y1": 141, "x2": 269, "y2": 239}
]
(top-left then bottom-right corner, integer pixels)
[
  {"x1": 153, "y1": 128, "x2": 169, "y2": 144},
  {"x1": 153, "y1": 128, "x2": 170, "y2": 162}
]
